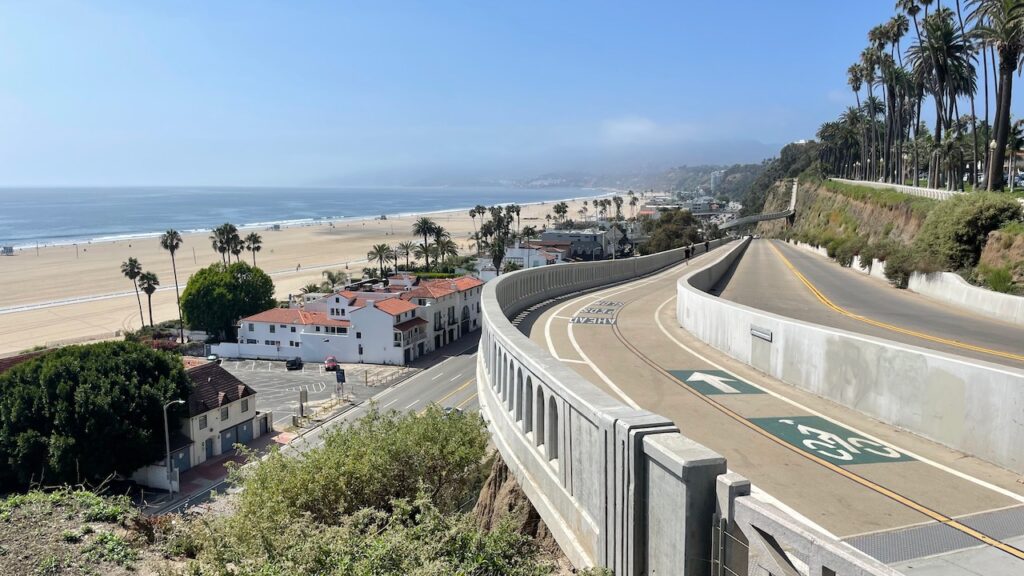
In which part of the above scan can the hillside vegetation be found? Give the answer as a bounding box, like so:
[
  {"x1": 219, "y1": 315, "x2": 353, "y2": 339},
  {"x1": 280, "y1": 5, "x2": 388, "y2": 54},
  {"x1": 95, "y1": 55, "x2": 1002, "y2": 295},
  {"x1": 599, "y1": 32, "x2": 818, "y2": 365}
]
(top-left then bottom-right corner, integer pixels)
[{"x1": 1, "y1": 407, "x2": 602, "y2": 576}]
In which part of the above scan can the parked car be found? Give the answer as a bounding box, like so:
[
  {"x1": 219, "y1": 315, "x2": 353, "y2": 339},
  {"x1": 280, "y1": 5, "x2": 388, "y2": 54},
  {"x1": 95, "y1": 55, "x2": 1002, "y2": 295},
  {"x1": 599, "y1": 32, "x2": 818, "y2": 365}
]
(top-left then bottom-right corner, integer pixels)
[
  {"x1": 324, "y1": 356, "x2": 338, "y2": 371},
  {"x1": 285, "y1": 357, "x2": 303, "y2": 370},
  {"x1": 444, "y1": 407, "x2": 463, "y2": 416},
  {"x1": 206, "y1": 353, "x2": 221, "y2": 365}
]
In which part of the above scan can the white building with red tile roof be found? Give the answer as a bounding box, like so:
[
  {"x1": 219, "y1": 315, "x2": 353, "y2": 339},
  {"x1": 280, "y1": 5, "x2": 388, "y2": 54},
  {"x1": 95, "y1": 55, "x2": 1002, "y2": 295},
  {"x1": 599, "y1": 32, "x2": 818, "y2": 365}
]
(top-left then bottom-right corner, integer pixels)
[{"x1": 213, "y1": 275, "x2": 482, "y2": 365}]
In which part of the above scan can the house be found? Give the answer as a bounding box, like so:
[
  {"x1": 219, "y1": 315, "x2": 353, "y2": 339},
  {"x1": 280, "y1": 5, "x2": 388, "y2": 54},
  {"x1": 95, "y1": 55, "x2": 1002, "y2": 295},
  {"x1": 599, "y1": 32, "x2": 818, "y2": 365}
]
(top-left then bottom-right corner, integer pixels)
[
  {"x1": 131, "y1": 361, "x2": 273, "y2": 491},
  {"x1": 212, "y1": 275, "x2": 483, "y2": 365},
  {"x1": 473, "y1": 241, "x2": 565, "y2": 281}
]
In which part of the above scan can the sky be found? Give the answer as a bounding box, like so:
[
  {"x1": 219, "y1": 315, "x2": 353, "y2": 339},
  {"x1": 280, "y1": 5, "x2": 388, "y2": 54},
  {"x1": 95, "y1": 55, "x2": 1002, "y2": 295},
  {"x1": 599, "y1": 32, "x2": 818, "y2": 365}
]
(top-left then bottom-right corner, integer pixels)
[{"x1": 0, "y1": 1, "x2": 1015, "y2": 186}]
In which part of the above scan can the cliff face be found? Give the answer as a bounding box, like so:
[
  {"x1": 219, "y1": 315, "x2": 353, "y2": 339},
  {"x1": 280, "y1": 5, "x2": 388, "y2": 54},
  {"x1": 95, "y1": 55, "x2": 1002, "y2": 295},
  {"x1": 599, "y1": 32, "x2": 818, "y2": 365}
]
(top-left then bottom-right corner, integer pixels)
[
  {"x1": 756, "y1": 179, "x2": 930, "y2": 244},
  {"x1": 473, "y1": 456, "x2": 576, "y2": 574},
  {"x1": 980, "y1": 228, "x2": 1024, "y2": 283}
]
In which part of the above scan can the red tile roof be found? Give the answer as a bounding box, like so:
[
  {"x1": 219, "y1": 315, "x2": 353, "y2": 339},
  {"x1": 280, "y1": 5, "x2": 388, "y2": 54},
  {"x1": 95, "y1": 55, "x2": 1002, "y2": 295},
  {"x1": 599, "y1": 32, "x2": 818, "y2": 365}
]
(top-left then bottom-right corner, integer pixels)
[
  {"x1": 241, "y1": 308, "x2": 350, "y2": 327},
  {"x1": 400, "y1": 276, "x2": 482, "y2": 300},
  {"x1": 394, "y1": 317, "x2": 429, "y2": 331},
  {"x1": 374, "y1": 298, "x2": 419, "y2": 316}
]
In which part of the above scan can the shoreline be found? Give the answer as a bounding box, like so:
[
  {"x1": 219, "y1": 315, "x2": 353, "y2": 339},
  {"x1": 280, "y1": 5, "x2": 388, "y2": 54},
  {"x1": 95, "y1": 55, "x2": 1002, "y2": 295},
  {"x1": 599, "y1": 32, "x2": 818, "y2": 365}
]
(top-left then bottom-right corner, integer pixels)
[{"x1": 4, "y1": 188, "x2": 618, "y2": 252}]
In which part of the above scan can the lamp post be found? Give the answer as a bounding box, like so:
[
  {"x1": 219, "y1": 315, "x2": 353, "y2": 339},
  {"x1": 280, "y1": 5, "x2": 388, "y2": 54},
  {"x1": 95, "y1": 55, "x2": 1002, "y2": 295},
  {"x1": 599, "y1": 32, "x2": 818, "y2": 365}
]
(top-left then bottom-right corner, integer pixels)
[{"x1": 164, "y1": 399, "x2": 185, "y2": 495}]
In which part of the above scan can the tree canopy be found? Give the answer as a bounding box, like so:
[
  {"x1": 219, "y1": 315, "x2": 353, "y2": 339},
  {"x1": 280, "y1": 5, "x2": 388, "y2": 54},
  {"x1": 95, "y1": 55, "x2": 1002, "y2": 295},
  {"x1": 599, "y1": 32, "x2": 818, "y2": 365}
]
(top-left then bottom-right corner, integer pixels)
[
  {"x1": 180, "y1": 261, "x2": 275, "y2": 337},
  {"x1": 0, "y1": 342, "x2": 191, "y2": 490}
]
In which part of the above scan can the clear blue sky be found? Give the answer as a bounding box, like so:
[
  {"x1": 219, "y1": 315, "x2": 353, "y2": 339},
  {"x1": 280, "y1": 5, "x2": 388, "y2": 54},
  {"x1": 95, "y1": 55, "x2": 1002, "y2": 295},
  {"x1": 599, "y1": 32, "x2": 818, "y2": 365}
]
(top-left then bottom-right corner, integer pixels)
[{"x1": 0, "y1": 1, "x2": 1010, "y2": 186}]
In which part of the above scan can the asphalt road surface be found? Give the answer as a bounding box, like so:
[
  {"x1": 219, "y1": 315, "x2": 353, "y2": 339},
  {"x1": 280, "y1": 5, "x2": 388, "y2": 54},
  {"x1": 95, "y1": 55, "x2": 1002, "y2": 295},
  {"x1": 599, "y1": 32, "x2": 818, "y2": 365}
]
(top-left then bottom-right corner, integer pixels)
[
  {"x1": 519, "y1": 247, "x2": 1024, "y2": 574},
  {"x1": 715, "y1": 239, "x2": 1024, "y2": 369}
]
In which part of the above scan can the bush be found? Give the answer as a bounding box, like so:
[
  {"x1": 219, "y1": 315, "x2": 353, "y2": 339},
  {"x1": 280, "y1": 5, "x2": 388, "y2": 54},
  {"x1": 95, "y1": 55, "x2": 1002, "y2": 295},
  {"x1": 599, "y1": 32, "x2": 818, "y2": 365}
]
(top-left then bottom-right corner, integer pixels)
[
  {"x1": 911, "y1": 192, "x2": 1023, "y2": 271},
  {"x1": 833, "y1": 236, "x2": 866, "y2": 268},
  {"x1": 180, "y1": 261, "x2": 275, "y2": 338},
  {"x1": 977, "y1": 265, "x2": 1015, "y2": 293},
  {"x1": 884, "y1": 245, "x2": 917, "y2": 288}
]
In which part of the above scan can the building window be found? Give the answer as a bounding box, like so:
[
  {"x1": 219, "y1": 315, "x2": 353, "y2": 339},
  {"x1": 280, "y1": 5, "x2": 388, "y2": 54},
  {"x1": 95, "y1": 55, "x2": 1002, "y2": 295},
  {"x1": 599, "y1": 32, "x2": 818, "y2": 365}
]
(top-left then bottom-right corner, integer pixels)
[
  {"x1": 356, "y1": 332, "x2": 362, "y2": 339},
  {"x1": 340, "y1": 309, "x2": 346, "y2": 316},
  {"x1": 220, "y1": 407, "x2": 229, "y2": 421},
  {"x1": 246, "y1": 338, "x2": 257, "y2": 344},
  {"x1": 242, "y1": 399, "x2": 249, "y2": 413},
  {"x1": 335, "y1": 297, "x2": 340, "y2": 303},
  {"x1": 270, "y1": 325, "x2": 276, "y2": 334},
  {"x1": 340, "y1": 327, "x2": 348, "y2": 334},
  {"x1": 419, "y1": 299, "x2": 426, "y2": 305},
  {"x1": 316, "y1": 326, "x2": 321, "y2": 332},
  {"x1": 248, "y1": 323, "x2": 254, "y2": 331},
  {"x1": 290, "y1": 326, "x2": 296, "y2": 333},
  {"x1": 199, "y1": 415, "x2": 207, "y2": 429}
]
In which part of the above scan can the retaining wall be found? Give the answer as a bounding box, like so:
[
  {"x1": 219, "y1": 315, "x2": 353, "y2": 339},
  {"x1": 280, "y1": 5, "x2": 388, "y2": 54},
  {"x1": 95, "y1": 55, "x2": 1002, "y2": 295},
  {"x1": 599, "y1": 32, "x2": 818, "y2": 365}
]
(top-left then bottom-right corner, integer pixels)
[
  {"x1": 678, "y1": 243, "x2": 1024, "y2": 474},
  {"x1": 908, "y1": 270, "x2": 1024, "y2": 326}
]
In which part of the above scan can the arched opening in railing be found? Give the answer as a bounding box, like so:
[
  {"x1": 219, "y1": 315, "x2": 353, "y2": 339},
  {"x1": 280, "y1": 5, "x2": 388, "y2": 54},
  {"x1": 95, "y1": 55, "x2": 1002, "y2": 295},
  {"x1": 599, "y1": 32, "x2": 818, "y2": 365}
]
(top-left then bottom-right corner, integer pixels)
[
  {"x1": 506, "y1": 358, "x2": 514, "y2": 405},
  {"x1": 536, "y1": 387, "x2": 546, "y2": 449},
  {"x1": 515, "y1": 368, "x2": 524, "y2": 421},
  {"x1": 547, "y1": 395, "x2": 559, "y2": 462},
  {"x1": 524, "y1": 376, "x2": 534, "y2": 434}
]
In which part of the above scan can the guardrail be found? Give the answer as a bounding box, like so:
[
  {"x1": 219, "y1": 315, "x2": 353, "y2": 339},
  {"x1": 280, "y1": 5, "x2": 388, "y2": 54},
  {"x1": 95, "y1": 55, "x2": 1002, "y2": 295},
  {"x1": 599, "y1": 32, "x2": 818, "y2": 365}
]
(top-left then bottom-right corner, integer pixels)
[
  {"x1": 830, "y1": 178, "x2": 964, "y2": 201},
  {"x1": 721, "y1": 179, "x2": 798, "y2": 230},
  {"x1": 478, "y1": 238, "x2": 893, "y2": 575}
]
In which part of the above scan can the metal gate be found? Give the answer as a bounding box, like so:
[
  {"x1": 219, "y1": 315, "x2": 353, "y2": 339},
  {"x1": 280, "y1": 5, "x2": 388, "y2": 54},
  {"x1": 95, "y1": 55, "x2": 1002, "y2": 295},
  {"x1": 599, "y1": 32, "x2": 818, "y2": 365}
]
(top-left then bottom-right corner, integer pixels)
[
  {"x1": 237, "y1": 419, "x2": 253, "y2": 444},
  {"x1": 221, "y1": 426, "x2": 237, "y2": 453}
]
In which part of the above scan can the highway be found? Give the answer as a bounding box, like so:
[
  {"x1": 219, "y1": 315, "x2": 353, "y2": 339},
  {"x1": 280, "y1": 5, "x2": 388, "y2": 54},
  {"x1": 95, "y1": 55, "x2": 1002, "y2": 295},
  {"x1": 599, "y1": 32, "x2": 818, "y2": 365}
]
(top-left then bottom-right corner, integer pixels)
[
  {"x1": 157, "y1": 341, "x2": 479, "y2": 515},
  {"x1": 518, "y1": 249, "x2": 1024, "y2": 573},
  {"x1": 715, "y1": 239, "x2": 1024, "y2": 369}
]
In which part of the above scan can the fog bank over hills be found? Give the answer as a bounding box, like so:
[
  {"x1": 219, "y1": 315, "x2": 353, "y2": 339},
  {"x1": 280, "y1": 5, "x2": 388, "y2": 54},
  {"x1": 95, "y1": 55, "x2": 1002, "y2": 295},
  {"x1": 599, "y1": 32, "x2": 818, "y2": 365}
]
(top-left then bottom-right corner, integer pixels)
[{"x1": 316, "y1": 138, "x2": 782, "y2": 189}]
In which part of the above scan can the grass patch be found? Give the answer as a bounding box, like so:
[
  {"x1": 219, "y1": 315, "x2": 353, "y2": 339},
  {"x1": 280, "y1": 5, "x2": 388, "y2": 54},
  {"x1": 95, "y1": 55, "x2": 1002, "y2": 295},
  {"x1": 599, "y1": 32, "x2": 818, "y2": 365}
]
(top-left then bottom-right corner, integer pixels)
[{"x1": 824, "y1": 180, "x2": 938, "y2": 219}]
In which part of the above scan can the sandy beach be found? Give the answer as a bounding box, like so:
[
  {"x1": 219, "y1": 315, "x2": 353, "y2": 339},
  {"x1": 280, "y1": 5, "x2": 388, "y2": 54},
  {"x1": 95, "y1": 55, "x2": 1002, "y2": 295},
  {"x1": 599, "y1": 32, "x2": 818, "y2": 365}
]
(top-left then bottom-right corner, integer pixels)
[{"x1": 0, "y1": 195, "x2": 606, "y2": 356}]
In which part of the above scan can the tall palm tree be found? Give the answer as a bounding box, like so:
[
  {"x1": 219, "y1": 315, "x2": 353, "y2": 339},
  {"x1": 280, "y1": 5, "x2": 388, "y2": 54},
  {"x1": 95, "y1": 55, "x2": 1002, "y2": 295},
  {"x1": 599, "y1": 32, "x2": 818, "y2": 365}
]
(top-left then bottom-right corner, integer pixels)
[
  {"x1": 120, "y1": 257, "x2": 145, "y2": 328},
  {"x1": 431, "y1": 225, "x2": 451, "y2": 266},
  {"x1": 412, "y1": 217, "x2": 437, "y2": 270},
  {"x1": 300, "y1": 283, "x2": 322, "y2": 294},
  {"x1": 159, "y1": 229, "x2": 184, "y2": 343},
  {"x1": 970, "y1": 0, "x2": 1024, "y2": 190},
  {"x1": 244, "y1": 232, "x2": 262, "y2": 266},
  {"x1": 396, "y1": 240, "x2": 417, "y2": 269},
  {"x1": 138, "y1": 271, "x2": 159, "y2": 328},
  {"x1": 367, "y1": 243, "x2": 394, "y2": 280}
]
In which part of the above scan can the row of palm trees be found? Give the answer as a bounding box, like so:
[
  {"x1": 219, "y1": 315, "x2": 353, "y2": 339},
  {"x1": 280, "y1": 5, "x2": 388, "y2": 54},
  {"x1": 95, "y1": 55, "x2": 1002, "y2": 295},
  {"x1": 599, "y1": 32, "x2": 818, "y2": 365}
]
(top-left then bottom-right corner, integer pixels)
[
  {"x1": 817, "y1": 0, "x2": 1024, "y2": 191},
  {"x1": 209, "y1": 223, "x2": 263, "y2": 266},
  {"x1": 119, "y1": 257, "x2": 161, "y2": 330},
  {"x1": 546, "y1": 193, "x2": 639, "y2": 225}
]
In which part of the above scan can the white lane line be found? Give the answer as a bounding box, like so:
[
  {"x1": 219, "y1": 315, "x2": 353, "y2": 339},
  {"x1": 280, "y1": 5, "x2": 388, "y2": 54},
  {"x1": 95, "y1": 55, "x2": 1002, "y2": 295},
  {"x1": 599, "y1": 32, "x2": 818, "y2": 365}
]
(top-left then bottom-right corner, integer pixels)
[
  {"x1": 404, "y1": 401, "x2": 417, "y2": 410},
  {"x1": 652, "y1": 296, "x2": 1024, "y2": 505},
  {"x1": 432, "y1": 374, "x2": 442, "y2": 380},
  {"x1": 555, "y1": 358, "x2": 588, "y2": 364},
  {"x1": 553, "y1": 315, "x2": 573, "y2": 320},
  {"x1": 382, "y1": 399, "x2": 398, "y2": 410},
  {"x1": 449, "y1": 375, "x2": 460, "y2": 382}
]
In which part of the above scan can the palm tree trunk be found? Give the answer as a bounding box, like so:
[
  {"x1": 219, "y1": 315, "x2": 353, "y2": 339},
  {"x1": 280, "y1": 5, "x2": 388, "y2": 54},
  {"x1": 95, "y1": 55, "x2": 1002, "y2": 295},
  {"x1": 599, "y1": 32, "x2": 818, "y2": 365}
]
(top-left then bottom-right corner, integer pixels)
[
  {"x1": 252, "y1": 251, "x2": 256, "y2": 266},
  {"x1": 133, "y1": 281, "x2": 145, "y2": 328},
  {"x1": 989, "y1": 49, "x2": 1016, "y2": 191},
  {"x1": 983, "y1": 45, "x2": 990, "y2": 182},
  {"x1": 147, "y1": 295, "x2": 154, "y2": 327},
  {"x1": 171, "y1": 254, "x2": 183, "y2": 343}
]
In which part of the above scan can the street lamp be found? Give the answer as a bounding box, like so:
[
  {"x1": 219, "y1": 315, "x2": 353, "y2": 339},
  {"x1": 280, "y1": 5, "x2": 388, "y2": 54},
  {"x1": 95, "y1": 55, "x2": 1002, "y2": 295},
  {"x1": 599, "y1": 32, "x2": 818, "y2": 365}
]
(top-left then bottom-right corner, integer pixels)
[{"x1": 164, "y1": 399, "x2": 185, "y2": 495}]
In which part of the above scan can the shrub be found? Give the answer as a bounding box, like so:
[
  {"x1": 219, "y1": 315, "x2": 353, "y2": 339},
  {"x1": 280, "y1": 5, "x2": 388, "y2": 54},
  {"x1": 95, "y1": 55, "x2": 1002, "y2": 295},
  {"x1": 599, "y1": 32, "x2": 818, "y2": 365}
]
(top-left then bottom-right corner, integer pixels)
[
  {"x1": 884, "y1": 245, "x2": 917, "y2": 288},
  {"x1": 977, "y1": 265, "x2": 1015, "y2": 293},
  {"x1": 911, "y1": 192, "x2": 1023, "y2": 271}
]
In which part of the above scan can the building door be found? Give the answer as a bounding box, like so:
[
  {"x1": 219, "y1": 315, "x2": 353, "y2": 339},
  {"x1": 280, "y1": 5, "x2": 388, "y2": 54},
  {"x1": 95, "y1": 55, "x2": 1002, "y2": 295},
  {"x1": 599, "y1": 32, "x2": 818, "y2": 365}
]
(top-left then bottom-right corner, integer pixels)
[
  {"x1": 172, "y1": 448, "x2": 191, "y2": 473},
  {"x1": 404, "y1": 348, "x2": 412, "y2": 363},
  {"x1": 448, "y1": 328, "x2": 454, "y2": 343},
  {"x1": 237, "y1": 419, "x2": 254, "y2": 445},
  {"x1": 435, "y1": 335, "x2": 441, "y2": 349},
  {"x1": 259, "y1": 415, "x2": 269, "y2": 435},
  {"x1": 204, "y1": 438, "x2": 214, "y2": 460},
  {"x1": 460, "y1": 305, "x2": 470, "y2": 335},
  {"x1": 418, "y1": 342, "x2": 425, "y2": 357},
  {"x1": 221, "y1": 426, "x2": 237, "y2": 453}
]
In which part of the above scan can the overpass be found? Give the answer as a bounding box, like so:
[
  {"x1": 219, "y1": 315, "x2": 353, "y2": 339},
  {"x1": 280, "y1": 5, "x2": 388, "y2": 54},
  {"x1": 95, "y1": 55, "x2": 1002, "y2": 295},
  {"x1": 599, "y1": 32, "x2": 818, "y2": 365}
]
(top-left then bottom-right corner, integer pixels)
[
  {"x1": 478, "y1": 237, "x2": 1024, "y2": 575},
  {"x1": 720, "y1": 178, "x2": 798, "y2": 230}
]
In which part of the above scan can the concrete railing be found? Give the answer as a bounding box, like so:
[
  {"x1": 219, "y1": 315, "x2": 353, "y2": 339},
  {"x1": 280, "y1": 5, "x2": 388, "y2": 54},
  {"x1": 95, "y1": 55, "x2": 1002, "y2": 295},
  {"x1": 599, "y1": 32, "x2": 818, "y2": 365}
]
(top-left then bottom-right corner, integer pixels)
[
  {"x1": 678, "y1": 242, "x2": 1024, "y2": 474},
  {"x1": 830, "y1": 178, "x2": 963, "y2": 201},
  {"x1": 908, "y1": 270, "x2": 1024, "y2": 326},
  {"x1": 721, "y1": 179, "x2": 798, "y2": 230},
  {"x1": 478, "y1": 238, "x2": 894, "y2": 575}
]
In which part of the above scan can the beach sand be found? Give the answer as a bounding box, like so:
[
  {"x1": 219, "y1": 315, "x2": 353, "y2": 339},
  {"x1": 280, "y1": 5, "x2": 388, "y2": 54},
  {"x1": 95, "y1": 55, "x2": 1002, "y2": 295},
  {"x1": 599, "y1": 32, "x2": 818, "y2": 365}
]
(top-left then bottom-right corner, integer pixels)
[{"x1": 0, "y1": 195, "x2": 604, "y2": 356}]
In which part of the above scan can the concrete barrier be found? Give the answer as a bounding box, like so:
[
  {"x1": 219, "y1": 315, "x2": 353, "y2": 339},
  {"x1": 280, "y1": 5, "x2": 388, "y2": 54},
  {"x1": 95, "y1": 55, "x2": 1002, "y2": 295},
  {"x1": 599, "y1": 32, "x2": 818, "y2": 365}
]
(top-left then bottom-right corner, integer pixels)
[
  {"x1": 678, "y1": 240, "x2": 1024, "y2": 474},
  {"x1": 830, "y1": 178, "x2": 963, "y2": 201},
  {"x1": 908, "y1": 270, "x2": 1024, "y2": 326},
  {"x1": 479, "y1": 238, "x2": 893, "y2": 575}
]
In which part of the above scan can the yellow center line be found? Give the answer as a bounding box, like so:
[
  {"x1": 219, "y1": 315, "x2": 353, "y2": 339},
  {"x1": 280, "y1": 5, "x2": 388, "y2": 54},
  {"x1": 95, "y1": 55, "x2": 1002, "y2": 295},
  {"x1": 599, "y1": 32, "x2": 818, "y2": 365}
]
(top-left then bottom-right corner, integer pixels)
[
  {"x1": 455, "y1": 391, "x2": 478, "y2": 410},
  {"x1": 768, "y1": 242, "x2": 1024, "y2": 363},
  {"x1": 418, "y1": 377, "x2": 475, "y2": 414}
]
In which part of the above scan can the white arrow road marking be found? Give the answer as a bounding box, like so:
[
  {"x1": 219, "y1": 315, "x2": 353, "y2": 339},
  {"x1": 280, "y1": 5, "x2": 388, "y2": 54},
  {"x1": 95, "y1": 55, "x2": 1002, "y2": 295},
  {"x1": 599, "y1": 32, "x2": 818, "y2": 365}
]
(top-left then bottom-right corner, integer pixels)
[{"x1": 686, "y1": 372, "x2": 741, "y2": 393}]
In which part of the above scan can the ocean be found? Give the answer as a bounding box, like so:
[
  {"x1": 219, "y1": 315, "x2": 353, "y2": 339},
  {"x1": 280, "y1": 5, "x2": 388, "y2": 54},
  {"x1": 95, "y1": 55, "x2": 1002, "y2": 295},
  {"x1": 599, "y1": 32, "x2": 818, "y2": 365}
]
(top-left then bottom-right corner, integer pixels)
[{"x1": 0, "y1": 186, "x2": 596, "y2": 249}]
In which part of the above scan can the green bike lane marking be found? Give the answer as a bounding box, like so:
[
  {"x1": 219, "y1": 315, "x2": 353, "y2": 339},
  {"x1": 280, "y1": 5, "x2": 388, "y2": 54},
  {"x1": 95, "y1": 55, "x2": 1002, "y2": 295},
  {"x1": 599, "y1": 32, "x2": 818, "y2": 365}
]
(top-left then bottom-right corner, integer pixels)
[{"x1": 669, "y1": 369, "x2": 764, "y2": 395}]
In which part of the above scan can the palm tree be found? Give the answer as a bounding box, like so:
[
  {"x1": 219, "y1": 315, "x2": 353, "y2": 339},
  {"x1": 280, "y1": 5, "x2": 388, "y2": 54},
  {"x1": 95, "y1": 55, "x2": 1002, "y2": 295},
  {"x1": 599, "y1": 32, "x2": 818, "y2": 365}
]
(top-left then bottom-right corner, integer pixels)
[
  {"x1": 138, "y1": 271, "x2": 159, "y2": 327},
  {"x1": 468, "y1": 208, "x2": 479, "y2": 252},
  {"x1": 120, "y1": 257, "x2": 145, "y2": 328},
  {"x1": 210, "y1": 223, "x2": 240, "y2": 264},
  {"x1": 412, "y1": 217, "x2": 436, "y2": 270},
  {"x1": 300, "y1": 283, "x2": 322, "y2": 294},
  {"x1": 244, "y1": 232, "x2": 262, "y2": 266},
  {"x1": 229, "y1": 233, "x2": 244, "y2": 263},
  {"x1": 322, "y1": 270, "x2": 348, "y2": 290},
  {"x1": 435, "y1": 237, "x2": 459, "y2": 265},
  {"x1": 367, "y1": 243, "x2": 394, "y2": 279},
  {"x1": 970, "y1": 0, "x2": 1024, "y2": 190},
  {"x1": 396, "y1": 240, "x2": 417, "y2": 269},
  {"x1": 210, "y1": 226, "x2": 228, "y2": 264},
  {"x1": 431, "y1": 225, "x2": 452, "y2": 267},
  {"x1": 159, "y1": 229, "x2": 184, "y2": 343}
]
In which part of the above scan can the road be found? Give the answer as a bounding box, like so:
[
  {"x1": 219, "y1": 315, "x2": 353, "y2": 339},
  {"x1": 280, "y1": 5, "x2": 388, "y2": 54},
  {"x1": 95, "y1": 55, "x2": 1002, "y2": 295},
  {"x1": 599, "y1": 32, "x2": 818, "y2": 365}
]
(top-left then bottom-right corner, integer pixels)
[
  {"x1": 157, "y1": 341, "x2": 479, "y2": 515},
  {"x1": 519, "y1": 248, "x2": 1024, "y2": 573},
  {"x1": 715, "y1": 239, "x2": 1024, "y2": 369}
]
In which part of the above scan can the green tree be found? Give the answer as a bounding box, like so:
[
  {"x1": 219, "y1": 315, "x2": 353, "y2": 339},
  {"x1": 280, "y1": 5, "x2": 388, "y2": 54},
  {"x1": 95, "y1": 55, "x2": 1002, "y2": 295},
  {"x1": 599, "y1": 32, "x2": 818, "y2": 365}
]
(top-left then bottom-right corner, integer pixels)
[
  {"x1": 180, "y1": 262, "x2": 276, "y2": 338},
  {"x1": 321, "y1": 269, "x2": 348, "y2": 290},
  {"x1": 137, "y1": 271, "x2": 160, "y2": 327},
  {"x1": 396, "y1": 240, "x2": 417, "y2": 269},
  {"x1": 412, "y1": 217, "x2": 437, "y2": 270},
  {"x1": 639, "y1": 209, "x2": 701, "y2": 254},
  {"x1": 159, "y1": 229, "x2": 185, "y2": 343},
  {"x1": 912, "y1": 191, "x2": 1023, "y2": 269},
  {"x1": 244, "y1": 232, "x2": 262, "y2": 266},
  {"x1": 367, "y1": 243, "x2": 394, "y2": 280},
  {"x1": 0, "y1": 341, "x2": 191, "y2": 490},
  {"x1": 120, "y1": 257, "x2": 145, "y2": 328}
]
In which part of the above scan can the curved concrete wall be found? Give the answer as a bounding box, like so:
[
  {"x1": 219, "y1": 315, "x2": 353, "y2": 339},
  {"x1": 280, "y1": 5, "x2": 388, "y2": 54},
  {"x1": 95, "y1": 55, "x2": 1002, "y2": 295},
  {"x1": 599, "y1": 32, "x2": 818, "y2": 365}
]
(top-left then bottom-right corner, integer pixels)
[
  {"x1": 477, "y1": 241, "x2": 729, "y2": 574},
  {"x1": 908, "y1": 270, "x2": 1024, "y2": 326},
  {"x1": 678, "y1": 242, "x2": 1024, "y2": 474}
]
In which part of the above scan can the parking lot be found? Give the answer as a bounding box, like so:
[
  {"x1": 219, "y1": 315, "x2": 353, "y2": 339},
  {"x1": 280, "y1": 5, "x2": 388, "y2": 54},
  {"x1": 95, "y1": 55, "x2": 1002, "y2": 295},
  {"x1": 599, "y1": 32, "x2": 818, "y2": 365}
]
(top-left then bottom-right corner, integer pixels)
[{"x1": 222, "y1": 359, "x2": 415, "y2": 428}]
